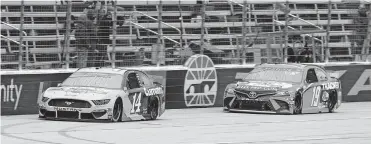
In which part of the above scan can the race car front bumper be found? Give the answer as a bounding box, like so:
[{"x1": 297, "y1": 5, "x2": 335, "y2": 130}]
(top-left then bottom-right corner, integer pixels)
[
  {"x1": 224, "y1": 95, "x2": 295, "y2": 114},
  {"x1": 38, "y1": 99, "x2": 114, "y2": 120}
]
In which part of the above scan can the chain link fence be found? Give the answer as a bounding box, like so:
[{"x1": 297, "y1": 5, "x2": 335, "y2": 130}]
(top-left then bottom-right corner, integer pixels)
[{"x1": 1, "y1": 0, "x2": 370, "y2": 70}]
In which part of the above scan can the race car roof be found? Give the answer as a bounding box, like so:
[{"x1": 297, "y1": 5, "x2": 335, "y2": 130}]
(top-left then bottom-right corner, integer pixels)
[
  {"x1": 76, "y1": 67, "x2": 128, "y2": 75},
  {"x1": 257, "y1": 63, "x2": 307, "y2": 69}
]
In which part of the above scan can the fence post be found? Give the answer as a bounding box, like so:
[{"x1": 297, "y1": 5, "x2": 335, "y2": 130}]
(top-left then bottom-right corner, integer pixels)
[
  {"x1": 242, "y1": 0, "x2": 247, "y2": 65},
  {"x1": 18, "y1": 0, "x2": 24, "y2": 70},
  {"x1": 200, "y1": 0, "x2": 206, "y2": 55},
  {"x1": 157, "y1": 0, "x2": 164, "y2": 67},
  {"x1": 267, "y1": 35, "x2": 272, "y2": 63},
  {"x1": 65, "y1": 0, "x2": 72, "y2": 69},
  {"x1": 325, "y1": 0, "x2": 331, "y2": 63},
  {"x1": 283, "y1": 1, "x2": 289, "y2": 63},
  {"x1": 112, "y1": 0, "x2": 117, "y2": 68},
  {"x1": 312, "y1": 34, "x2": 316, "y2": 63}
]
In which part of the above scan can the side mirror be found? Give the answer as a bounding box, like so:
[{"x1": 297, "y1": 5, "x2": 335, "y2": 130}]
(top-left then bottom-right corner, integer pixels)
[{"x1": 57, "y1": 83, "x2": 62, "y2": 87}]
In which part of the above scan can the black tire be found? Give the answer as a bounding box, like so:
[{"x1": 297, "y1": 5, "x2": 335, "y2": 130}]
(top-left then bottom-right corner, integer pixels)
[
  {"x1": 148, "y1": 98, "x2": 158, "y2": 120},
  {"x1": 328, "y1": 91, "x2": 338, "y2": 113},
  {"x1": 111, "y1": 99, "x2": 122, "y2": 122},
  {"x1": 293, "y1": 94, "x2": 302, "y2": 114}
]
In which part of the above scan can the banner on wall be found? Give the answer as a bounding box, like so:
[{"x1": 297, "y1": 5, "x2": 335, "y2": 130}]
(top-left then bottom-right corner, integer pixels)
[{"x1": 1, "y1": 73, "x2": 71, "y2": 115}]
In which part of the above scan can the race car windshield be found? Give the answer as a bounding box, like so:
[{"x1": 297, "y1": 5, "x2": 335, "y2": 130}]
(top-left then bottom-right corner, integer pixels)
[
  {"x1": 243, "y1": 67, "x2": 303, "y2": 83},
  {"x1": 61, "y1": 72, "x2": 123, "y2": 89}
]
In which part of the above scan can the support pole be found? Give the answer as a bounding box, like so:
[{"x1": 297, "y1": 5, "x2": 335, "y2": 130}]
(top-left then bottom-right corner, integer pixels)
[
  {"x1": 18, "y1": 0, "x2": 24, "y2": 70},
  {"x1": 325, "y1": 0, "x2": 332, "y2": 63},
  {"x1": 312, "y1": 34, "x2": 316, "y2": 63},
  {"x1": 112, "y1": 0, "x2": 117, "y2": 68},
  {"x1": 362, "y1": 5, "x2": 371, "y2": 62},
  {"x1": 200, "y1": 0, "x2": 206, "y2": 55},
  {"x1": 283, "y1": 1, "x2": 289, "y2": 63},
  {"x1": 65, "y1": 0, "x2": 72, "y2": 69},
  {"x1": 157, "y1": 0, "x2": 164, "y2": 66},
  {"x1": 267, "y1": 34, "x2": 272, "y2": 63},
  {"x1": 242, "y1": 0, "x2": 247, "y2": 65}
]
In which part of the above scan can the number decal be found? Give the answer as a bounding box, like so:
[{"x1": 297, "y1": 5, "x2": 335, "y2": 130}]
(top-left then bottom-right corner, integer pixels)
[
  {"x1": 311, "y1": 86, "x2": 322, "y2": 107},
  {"x1": 130, "y1": 92, "x2": 142, "y2": 114}
]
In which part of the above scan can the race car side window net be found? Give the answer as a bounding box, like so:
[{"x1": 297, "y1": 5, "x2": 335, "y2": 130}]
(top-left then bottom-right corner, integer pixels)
[
  {"x1": 306, "y1": 69, "x2": 318, "y2": 84},
  {"x1": 127, "y1": 73, "x2": 141, "y2": 89}
]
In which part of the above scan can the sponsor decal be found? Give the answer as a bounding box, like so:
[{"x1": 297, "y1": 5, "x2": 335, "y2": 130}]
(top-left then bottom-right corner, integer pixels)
[
  {"x1": 54, "y1": 107, "x2": 81, "y2": 111},
  {"x1": 144, "y1": 87, "x2": 164, "y2": 96},
  {"x1": 322, "y1": 82, "x2": 340, "y2": 90},
  {"x1": 1, "y1": 79, "x2": 23, "y2": 110},
  {"x1": 236, "y1": 85, "x2": 279, "y2": 91},
  {"x1": 184, "y1": 55, "x2": 217, "y2": 107}
]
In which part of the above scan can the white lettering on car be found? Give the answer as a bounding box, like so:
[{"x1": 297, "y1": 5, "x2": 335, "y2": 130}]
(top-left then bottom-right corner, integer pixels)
[
  {"x1": 54, "y1": 107, "x2": 81, "y2": 112},
  {"x1": 322, "y1": 82, "x2": 340, "y2": 90},
  {"x1": 1, "y1": 79, "x2": 23, "y2": 110},
  {"x1": 144, "y1": 87, "x2": 164, "y2": 96}
]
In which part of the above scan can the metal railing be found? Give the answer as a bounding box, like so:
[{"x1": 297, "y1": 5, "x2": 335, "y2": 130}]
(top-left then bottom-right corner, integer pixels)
[
  {"x1": 1, "y1": 21, "x2": 30, "y2": 66},
  {"x1": 1, "y1": 0, "x2": 370, "y2": 70},
  {"x1": 130, "y1": 11, "x2": 183, "y2": 47}
]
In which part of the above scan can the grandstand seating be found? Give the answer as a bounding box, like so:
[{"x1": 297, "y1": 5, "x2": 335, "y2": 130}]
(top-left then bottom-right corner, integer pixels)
[{"x1": 1, "y1": 0, "x2": 369, "y2": 68}]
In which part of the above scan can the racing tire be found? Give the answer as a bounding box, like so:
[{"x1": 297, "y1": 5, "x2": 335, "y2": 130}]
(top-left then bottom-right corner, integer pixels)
[
  {"x1": 111, "y1": 99, "x2": 123, "y2": 122},
  {"x1": 148, "y1": 98, "x2": 158, "y2": 120},
  {"x1": 328, "y1": 91, "x2": 337, "y2": 113},
  {"x1": 293, "y1": 94, "x2": 303, "y2": 115}
]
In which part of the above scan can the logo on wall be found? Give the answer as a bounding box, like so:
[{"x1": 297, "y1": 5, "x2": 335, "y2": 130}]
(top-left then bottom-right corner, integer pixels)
[
  {"x1": 183, "y1": 55, "x2": 217, "y2": 107},
  {"x1": 1, "y1": 79, "x2": 23, "y2": 110}
]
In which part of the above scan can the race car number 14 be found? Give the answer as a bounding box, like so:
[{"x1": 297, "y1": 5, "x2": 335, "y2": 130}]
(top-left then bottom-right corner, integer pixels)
[
  {"x1": 311, "y1": 86, "x2": 321, "y2": 107},
  {"x1": 131, "y1": 93, "x2": 142, "y2": 114}
]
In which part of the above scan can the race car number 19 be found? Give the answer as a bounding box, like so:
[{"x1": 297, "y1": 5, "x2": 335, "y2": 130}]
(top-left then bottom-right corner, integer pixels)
[{"x1": 311, "y1": 86, "x2": 321, "y2": 107}]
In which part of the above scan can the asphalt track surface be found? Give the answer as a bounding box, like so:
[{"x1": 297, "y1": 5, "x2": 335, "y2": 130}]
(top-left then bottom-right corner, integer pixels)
[{"x1": 1, "y1": 102, "x2": 371, "y2": 144}]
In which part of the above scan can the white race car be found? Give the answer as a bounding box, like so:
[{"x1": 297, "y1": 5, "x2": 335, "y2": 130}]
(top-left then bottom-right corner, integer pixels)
[{"x1": 38, "y1": 67, "x2": 166, "y2": 122}]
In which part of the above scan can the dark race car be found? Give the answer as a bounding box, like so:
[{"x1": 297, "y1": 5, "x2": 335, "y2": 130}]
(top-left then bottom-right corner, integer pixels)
[{"x1": 223, "y1": 63, "x2": 342, "y2": 114}]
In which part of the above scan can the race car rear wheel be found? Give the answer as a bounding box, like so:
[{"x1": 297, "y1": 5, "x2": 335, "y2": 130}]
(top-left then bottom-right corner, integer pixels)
[
  {"x1": 293, "y1": 94, "x2": 302, "y2": 114},
  {"x1": 149, "y1": 98, "x2": 158, "y2": 120},
  {"x1": 328, "y1": 90, "x2": 338, "y2": 113},
  {"x1": 112, "y1": 99, "x2": 122, "y2": 122}
]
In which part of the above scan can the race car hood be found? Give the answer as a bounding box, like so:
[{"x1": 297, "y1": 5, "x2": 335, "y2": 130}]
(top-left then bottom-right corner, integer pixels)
[
  {"x1": 43, "y1": 86, "x2": 120, "y2": 100},
  {"x1": 235, "y1": 81, "x2": 299, "y2": 92}
]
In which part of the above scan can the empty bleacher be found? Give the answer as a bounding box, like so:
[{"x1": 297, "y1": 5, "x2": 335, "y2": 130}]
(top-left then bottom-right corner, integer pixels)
[{"x1": 1, "y1": 0, "x2": 370, "y2": 69}]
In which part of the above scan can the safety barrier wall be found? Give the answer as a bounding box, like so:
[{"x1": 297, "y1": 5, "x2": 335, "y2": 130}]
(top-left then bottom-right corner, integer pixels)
[{"x1": 1, "y1": 62, "x2": 371, "y2": 115}]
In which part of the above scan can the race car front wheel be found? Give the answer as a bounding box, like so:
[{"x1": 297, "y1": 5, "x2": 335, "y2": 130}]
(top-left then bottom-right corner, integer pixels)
[
  {"x1": 328, "y1": 90, "x2": 338, "y2": 113},
  {"x1": 112, "y1": 99, "x2": 123, "y2": 122},
  {"x1": 293, "y1": 94, "x2": 302, "y2": 114},
  {"x1": 149, "y1": 98, "x2": 158, "y2": 120}
]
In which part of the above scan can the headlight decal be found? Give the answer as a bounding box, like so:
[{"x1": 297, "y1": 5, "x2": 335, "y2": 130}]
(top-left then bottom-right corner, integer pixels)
[
  {"x1": 41, "y1": 97, "x2": 49, "y2": 102},
  {"x1": 92, "y1": 99, "x2": 111, "y2": 105}
]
